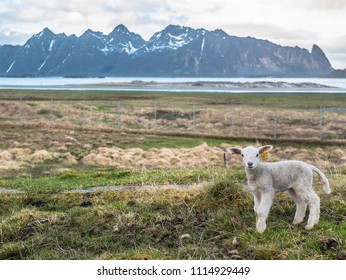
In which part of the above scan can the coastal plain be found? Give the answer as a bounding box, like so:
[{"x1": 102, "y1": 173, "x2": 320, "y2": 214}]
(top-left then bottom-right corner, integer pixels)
[{"x1": 0, "y1": 88, "x2": 345, "y2": 260}]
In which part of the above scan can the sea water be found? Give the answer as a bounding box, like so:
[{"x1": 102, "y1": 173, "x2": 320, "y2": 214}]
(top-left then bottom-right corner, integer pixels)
[{"x1": 1, "y1": 77, "x2": 346, "y2": 92}]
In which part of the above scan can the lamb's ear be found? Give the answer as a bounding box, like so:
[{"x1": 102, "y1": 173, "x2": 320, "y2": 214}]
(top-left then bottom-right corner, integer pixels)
[
  {"x1": 258, "y1": 145, "x2": 273, "y2": 155},
  {"x1": 226, "y1": 147, "x2": 242, "y2": 155}
]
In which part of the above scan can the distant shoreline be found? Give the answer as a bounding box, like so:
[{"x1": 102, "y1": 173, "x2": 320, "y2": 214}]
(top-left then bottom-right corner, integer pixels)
[
  {"x1": 1, "y1": 77, "x2": 346, "y2": 92},
  {"x1": 90, "y1": 80, "x2": 334, "y2": 89}
]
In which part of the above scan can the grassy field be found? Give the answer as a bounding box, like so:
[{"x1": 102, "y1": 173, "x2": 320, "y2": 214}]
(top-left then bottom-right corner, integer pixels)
[
  {"x1": 1, "y1": 89, "x2": 346, "y2": 109},
  {"x1": 0, "y1": 89, "x2": 345, "y2": 260},
  {"x1": 1, "y1": 89, "x2": 346, "y2": 140}
]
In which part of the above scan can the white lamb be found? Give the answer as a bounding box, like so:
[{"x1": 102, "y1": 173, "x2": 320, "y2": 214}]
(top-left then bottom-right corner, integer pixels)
[{"x1": 227, "y1": 145, "x2": 331, "y2": 234}]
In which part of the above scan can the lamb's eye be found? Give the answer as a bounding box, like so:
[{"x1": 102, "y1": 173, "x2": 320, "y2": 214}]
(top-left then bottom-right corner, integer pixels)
[
  {"x1": 241, "y1": 154, "x2": 244, "y2": 157},
  {"x1": 256, "y1": 154, "x2": 259, "y2": 157}
]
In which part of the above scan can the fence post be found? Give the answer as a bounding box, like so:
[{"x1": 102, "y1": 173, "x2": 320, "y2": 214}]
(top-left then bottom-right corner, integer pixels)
[
  {"x1": 154, "y1": 102, "x2": 157, "y2": 130},
  {"x1": 273, "y1": 107, "x2": 277, "y2": 139},
  {"x1": 230, "y1": 105, "x2": 235, "y2": 136},
  {"x1": 50, "y1": 98, "x2": 54, "y2": 120},
  {"x1": 193, "y1": 104, "x2": 196, "y2": 132},
  {"x1": 19, "y1": 96, "x2": 23, "y2": 123},
  {"x1": 113, "y1": 102, "x2": 116, "y2": 127},
  {"x1": 319, "y1": 107, "x2": 323, "y2": 141},
  {"x1": 117, "y1": 101, "x2": 121, "y2": 128},
  {"x1": 83, "y1": 100, "x2": 86, "y2": 127}
]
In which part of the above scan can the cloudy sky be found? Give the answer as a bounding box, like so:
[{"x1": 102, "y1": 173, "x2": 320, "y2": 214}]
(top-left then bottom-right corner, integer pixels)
[{"x1": 1, "y1": 0, "x2": 346, "y2": 69}]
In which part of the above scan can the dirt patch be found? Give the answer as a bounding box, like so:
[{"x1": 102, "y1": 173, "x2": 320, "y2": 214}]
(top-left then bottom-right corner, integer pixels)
[
  {"x1": 143, "y1": 109, "x2": 200, "y2": 120},
  {"x1": 70, "y1": 183, "x2": 205, "y2": 193},
  {"x1": 0, "y1": 187, "x2": 24, "y2": 194}
]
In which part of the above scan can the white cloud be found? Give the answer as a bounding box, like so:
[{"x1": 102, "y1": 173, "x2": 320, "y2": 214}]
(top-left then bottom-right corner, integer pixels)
[
  {"x1": 304, "y1": 0, "x2": 346, "y2": 10},
  {"x1": 0, "y1": 0, "x2": 346, "y2": 68},
  {"x1": 0, "y1": 29, "x2": 29, "y2": 46},
  {"x1": 327, "y1": 53, "x2": 346, "y2": 69},
  {"x1": 63, "y1": 11, "x2": 87, "y2": 25}
]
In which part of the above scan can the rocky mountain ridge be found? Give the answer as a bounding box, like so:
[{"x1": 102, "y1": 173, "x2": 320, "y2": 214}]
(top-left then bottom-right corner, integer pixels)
[{"x1": 0, "y1": 24, "x2": 334, "y2": 77}]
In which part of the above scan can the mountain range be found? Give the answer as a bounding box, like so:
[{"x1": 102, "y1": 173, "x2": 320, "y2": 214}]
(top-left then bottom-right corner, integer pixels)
[{"x1": 0, "y1": 24, "x2": 336, "y2": 77}]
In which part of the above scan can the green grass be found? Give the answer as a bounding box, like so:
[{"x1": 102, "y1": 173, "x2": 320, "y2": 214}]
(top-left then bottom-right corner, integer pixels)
[
  {"x1": 1, "y1": 89, "x2": 346, "y2": 109},
  {"x1": 0, "y1": 168, "x2": 222, "y2": 193},
  {"x1": 0, "y1": 168, "x2": 345, "y2": 260}
]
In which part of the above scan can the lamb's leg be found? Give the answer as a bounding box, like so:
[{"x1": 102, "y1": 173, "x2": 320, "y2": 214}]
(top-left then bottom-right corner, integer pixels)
[
  {"x1": 253, "y1": 194, "x2": 261, "y2": 227},
  {"x1": 253, "y1": 194, "x2": 261, "y2": 214},
  {"x1": 256, "y1": 192, "x2": 274, "y2": 234},
  {"x1": 305, "y1": 191, "x2": 320, "y2": 230},
  {"x1": 288, "y1": 189, "x2": 307, "y2": 225}
]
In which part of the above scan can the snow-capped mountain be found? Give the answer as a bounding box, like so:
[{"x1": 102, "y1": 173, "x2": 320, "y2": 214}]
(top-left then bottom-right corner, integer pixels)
[
  {"x1": 0, "y1": 28, "x2": 78, "y2": 75},
  {"x1": 0, "y1": 24, "x2": 334, "y2": 77},
  {"x1": 141, "y1": 25, "x2": 198, "y2": 53},
  {"x1": 106, "y1": 24, "x2": 146, "y2": 55}
]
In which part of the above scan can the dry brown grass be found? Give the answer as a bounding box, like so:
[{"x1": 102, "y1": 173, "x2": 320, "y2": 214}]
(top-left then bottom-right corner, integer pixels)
[
  {"x1": 1, "y1": 140, "x2": 345, "y2": 173},
  {"x1": 81, "y1": 143, "x2": 223, "y2": 169},
  {"x1": 1, "y1": 99, "x2": 345, "y2": 140}
]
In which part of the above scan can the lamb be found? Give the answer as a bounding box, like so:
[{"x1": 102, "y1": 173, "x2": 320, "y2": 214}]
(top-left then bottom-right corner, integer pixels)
[{"x1": 227, "y1": 145, "x2": 331, "y2": 234}]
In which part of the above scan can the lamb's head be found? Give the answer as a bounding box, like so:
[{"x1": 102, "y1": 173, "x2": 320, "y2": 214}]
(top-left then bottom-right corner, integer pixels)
[{"x1": 227, "y1": 145, "x2": 273, "y2": 169}]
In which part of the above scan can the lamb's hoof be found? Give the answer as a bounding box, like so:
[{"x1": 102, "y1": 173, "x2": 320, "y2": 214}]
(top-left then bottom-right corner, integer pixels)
[
  {"x1": 305, "y1": 224, "x2": 314, "y2": 230},
  {"x1": 256, "y1": 224, "x2": 266, "y2": 234},
  {"x1": 293, "y1": 220, "x2": 303, "y2": 225}
]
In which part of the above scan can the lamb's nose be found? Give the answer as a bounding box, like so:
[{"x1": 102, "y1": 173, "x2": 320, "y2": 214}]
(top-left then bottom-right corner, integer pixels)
[{"x1": 248, "y1": 162, "x2": 253, "y2": 167}]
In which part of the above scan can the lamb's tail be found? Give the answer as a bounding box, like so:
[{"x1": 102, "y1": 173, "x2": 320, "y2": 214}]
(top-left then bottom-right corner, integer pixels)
[{"x1": 309, "y1": 164, "x2": 331, "y2": 194}]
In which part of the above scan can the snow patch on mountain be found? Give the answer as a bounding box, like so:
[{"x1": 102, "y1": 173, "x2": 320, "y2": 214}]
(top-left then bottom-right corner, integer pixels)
[
  {"x1": 49, "y1": 40, "x2": 55, "y2": 51},
  {"x1": 38, "y1": 55, "x2": 49, "y2": 71},
  {"x1": 6, "y1": 60, "x2": 15, "y2": 73},
  {"x1": 143, "y1": 26, "x2": 195, "y2": 53},
  {"x1": 124, "y1": 41, "x2": 137, "y2": 54},
  {"x1": 200, "y1": 37, "x2": 205, "y2": 56}
]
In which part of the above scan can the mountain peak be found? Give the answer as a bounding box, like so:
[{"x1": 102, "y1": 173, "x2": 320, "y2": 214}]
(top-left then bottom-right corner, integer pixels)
[
  {"x1": 34, "y1": 27, "x2": 54, "y2": 39},
  {"x1": 113, "y1": 24, "x2": 129, "y2": 33},
  {"x1": 212, "y1": 29, "x2": 229, "y2": 37},
  {"x1": 162, "y1": 25, "x2": 192, "y2": 34},
  {"x1": 106, "y1": 25, "x2": 145, "y2": 54},
  {"x1": 311, "y1": 44, "x2": 324, "y2": 55},
  {"x1": 82, "y1": 29, "x2": 96, "y2": 35},
  {"x1": 311, "y1": 44, "x2": 333, "y2": 69},
  {"x1": 23, "y1": 27, "x2": 56, "y2": 47},
  {"x1": 42, "y1": 27, "x2": 53, "y2": 33},
  {"x1": 80, "y1": 29, "x2": 105, "y2": 40},
  {"x1": 164, "y1": 24, "x2": 184, "y2": 30},
  {"x1": 144, "y1": 25, "x2": 196, "y2": 53}
]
